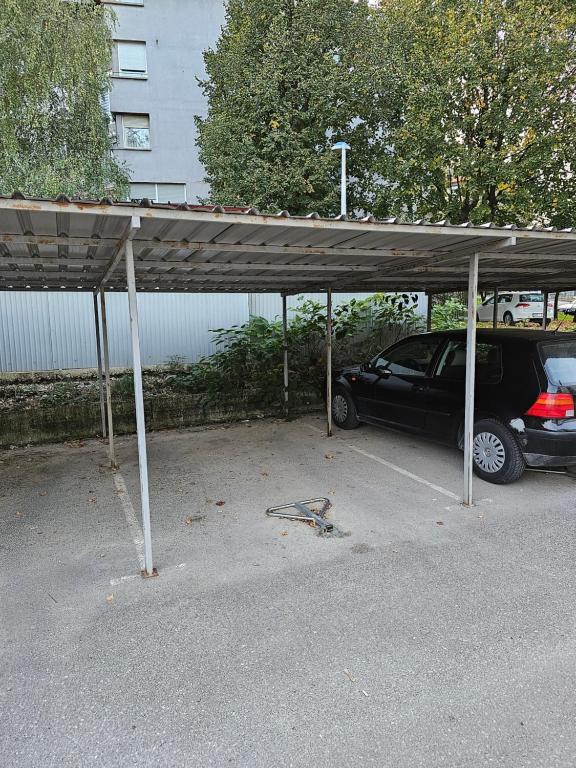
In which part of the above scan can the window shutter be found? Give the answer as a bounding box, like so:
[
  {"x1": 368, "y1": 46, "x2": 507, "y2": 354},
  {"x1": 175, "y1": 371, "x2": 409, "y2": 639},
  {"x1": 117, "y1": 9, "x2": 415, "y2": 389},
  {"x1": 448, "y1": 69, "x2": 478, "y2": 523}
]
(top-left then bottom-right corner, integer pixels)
[
  {"x1": 118, "y1": 42, "x2": 147, "y2": 73},
  {"x1": 130, "y1": 183, "x2": 157, "y2": 202},
  {"x1": 156, "y1": 184, "x2": 187, "y2": 204},
  {"x1": 123, "y1": 114, "x2": 149, "y2": 129}
]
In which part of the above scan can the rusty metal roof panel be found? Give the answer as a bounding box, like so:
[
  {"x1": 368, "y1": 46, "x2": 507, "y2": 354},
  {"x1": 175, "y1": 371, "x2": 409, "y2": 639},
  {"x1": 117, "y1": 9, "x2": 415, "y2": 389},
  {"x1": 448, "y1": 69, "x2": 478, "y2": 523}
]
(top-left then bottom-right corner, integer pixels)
[{"x1": 1, "y1": 195, "x2": 576, "y2": 293}]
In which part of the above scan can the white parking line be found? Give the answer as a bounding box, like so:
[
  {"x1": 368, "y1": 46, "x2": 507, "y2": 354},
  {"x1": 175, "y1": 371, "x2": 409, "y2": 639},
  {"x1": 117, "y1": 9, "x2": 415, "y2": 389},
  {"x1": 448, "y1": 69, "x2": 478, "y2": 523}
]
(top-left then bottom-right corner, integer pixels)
[
  {"x1": 303, "y1": 423, "x2": 461, "y2": 502},
  {"x1": 112, "y1": 470, "x2": 146, "y2": 572}
]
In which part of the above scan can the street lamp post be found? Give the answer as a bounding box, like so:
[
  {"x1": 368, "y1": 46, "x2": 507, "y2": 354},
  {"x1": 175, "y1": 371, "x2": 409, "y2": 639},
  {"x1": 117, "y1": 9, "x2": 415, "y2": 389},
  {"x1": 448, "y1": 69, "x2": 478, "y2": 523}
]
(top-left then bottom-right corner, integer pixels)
[{"x1": 331, "y1": 141, "x2": 351, "y2": 217}]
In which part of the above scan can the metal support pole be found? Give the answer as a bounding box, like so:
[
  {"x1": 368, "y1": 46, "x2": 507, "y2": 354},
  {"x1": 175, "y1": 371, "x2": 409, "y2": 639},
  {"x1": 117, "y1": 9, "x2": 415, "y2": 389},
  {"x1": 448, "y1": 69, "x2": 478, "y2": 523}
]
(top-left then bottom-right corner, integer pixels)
[
  {"x1": 554, "y1": 292, "x2": 560, "y2": 321},
  {"x1": 426, "y1": 293, "x2": 433, "y2": 332},
  {"x1": 326, "y1": 288, "x2": 333, "y2": 438},
  {"x1": 492, "y1": 287, "x2": 499, "y2": 329},
  {"x1": 543, "y1": 291, "x2": 549, "y2": 330},
  {"x1": 463, "y1": 253, "x2": 479, "y2": 507},
  {"x1": 125, "y1": 238, "x2": 154, "y2": 577},
  {"x1": 99, "y1": 290, "x2": 116, "y2": 468},
  {"x1": 93, "y1": 293, "x2": 107, "y2": 439},
  {"x1": 282, "y1": 295, "x2": 289, "y2": 418}
]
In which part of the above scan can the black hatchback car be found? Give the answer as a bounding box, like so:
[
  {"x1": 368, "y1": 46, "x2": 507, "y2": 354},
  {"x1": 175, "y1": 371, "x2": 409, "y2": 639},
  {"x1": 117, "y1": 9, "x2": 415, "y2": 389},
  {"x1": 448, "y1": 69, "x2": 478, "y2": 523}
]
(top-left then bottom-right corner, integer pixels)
[{"x1": 331, "y1": 330, "x2": 576, "y2": 484}]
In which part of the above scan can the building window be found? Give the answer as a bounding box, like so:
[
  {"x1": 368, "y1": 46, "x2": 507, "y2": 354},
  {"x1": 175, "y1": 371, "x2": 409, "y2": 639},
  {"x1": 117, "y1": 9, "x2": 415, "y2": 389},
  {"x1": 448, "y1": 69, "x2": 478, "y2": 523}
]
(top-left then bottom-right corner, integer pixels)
[
  {"x1": 118, "y1": 114, "x2": 150, "y2": 150},
  {"x1": 129, "y1": 183, "x2": 187, "y2": 204},
  {"x1": 114, "y1": 41, "x2": 147, "y2": 78}
]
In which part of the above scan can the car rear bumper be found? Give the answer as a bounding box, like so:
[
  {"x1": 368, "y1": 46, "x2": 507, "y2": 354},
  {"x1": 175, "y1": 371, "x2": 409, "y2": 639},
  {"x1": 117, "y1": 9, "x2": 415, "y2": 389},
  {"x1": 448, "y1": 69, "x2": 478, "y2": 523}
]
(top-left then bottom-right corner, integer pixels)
[{"x1": 524, "y1": 427, "x2": 576, "y2": 466}]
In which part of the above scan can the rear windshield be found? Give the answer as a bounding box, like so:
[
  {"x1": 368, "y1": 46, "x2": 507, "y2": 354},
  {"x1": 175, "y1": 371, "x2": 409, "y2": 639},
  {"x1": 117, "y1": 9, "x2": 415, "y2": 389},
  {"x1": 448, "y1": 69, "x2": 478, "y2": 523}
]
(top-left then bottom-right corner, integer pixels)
[
  {"x1": 519, "y1": 293, "x2": 543, "y2": 302},
  {"x1": 540, "y1": 341, "x2": 576, "y2": 385}
]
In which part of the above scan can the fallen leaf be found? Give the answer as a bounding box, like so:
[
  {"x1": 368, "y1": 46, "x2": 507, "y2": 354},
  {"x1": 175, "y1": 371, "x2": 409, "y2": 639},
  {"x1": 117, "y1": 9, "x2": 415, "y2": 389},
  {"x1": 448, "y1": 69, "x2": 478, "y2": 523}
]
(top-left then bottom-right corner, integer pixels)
[
  {"x1": 324, "y1": 453, "x2": 336, "y2": 460},
  {"x1": 39, "y1": 491, "x2": 47, "y2": 497},
  {"x1": 105, "y1": 593, "x2": 114, "y2": 604},
  {"x1": 343, "y1": 669, "x2": 357, "y2": 683},
  {"x1": 15, "y1": 511, "x2": 23, "y2": 518},
  {"x1": 89, "y1": 497, "x2": 97, "y2": 503},
  {"x1": 260, "y1": 471, "x2": 269, "y2": 477},
  {"x1": 436, "y1": 521, "x2": 444, "y2": 526},
  {"x1": 281, "y1": 530, "x2": 289, "y2": 536},
  {"x1": 215, "y1": 500, "x2": 226, "y2": 507}
]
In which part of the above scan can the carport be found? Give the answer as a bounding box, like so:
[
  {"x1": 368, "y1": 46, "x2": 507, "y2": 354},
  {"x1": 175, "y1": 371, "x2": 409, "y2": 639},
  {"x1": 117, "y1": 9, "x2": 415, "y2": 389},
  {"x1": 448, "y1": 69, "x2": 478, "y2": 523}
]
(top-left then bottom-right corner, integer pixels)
[{"x1": 2, "y1": 194, "x2": 576, "y2": 576}]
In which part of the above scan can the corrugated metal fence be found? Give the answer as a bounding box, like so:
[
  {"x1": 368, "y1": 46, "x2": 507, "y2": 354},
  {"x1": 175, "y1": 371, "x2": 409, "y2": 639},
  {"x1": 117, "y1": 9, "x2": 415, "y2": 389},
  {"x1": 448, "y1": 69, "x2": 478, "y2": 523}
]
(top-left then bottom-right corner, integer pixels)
[{"x1": 0, "y1": 291, "x2": 425, "y2": 373}]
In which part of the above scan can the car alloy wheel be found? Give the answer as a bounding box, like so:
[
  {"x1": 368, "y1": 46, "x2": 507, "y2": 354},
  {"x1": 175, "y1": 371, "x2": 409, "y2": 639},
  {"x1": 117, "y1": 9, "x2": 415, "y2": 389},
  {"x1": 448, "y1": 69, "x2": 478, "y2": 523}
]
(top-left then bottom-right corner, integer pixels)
[
  {"x1": 473, "y1": 431, "x2": 506, "y2": 473},
  {"x1": 332, "y1": 393, "x2": 349, "y2": 423}
]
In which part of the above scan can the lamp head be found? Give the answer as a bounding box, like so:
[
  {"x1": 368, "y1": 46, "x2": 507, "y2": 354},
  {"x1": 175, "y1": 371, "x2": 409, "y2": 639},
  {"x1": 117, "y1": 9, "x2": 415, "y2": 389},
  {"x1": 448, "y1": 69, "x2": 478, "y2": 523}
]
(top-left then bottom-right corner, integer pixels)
[{"x1": 331, "y1": 141, "x2": 351, "y2": 151}]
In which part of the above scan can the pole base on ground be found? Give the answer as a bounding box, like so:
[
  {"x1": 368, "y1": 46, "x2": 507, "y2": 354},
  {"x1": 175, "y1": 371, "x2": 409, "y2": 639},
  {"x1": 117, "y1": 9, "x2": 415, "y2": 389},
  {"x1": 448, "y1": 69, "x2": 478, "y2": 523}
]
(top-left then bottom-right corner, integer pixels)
[{"x1": 141, "y1": 567, "x2": 159, "y2": 579}]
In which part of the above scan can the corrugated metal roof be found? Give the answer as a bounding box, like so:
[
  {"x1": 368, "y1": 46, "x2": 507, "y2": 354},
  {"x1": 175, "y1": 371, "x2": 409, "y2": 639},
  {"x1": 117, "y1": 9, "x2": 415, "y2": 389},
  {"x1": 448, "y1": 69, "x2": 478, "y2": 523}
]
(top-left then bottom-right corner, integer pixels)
[{"x1": 1, "y1": 194, "x2": 576, "y2": 293}]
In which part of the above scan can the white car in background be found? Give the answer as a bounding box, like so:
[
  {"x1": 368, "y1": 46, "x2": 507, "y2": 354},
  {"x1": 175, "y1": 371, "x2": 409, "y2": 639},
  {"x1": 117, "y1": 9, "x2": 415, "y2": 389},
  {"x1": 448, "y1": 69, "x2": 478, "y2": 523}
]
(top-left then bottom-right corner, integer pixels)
[{"x1": 477, "y1": 292, "x2": 554, "y2": 326}]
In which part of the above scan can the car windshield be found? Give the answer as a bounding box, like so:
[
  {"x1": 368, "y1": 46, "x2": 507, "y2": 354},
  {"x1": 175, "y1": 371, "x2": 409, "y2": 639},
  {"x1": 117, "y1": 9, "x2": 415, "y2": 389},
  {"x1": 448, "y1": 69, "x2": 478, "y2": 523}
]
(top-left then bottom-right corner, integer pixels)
[
  {"x1": 539, "y1": 341, "x2": 576, "y2": 386},
  {"x1": 519, "y1": 293, "x2": 544, "y2": 302}
]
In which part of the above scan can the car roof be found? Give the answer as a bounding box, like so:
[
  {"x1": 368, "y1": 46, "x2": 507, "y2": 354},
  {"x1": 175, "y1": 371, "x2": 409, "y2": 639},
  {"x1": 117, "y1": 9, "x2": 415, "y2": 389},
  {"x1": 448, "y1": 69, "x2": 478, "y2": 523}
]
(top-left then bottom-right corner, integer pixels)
[{"x1": 420, "y1": 329, "x2": 576, "y2": 344}]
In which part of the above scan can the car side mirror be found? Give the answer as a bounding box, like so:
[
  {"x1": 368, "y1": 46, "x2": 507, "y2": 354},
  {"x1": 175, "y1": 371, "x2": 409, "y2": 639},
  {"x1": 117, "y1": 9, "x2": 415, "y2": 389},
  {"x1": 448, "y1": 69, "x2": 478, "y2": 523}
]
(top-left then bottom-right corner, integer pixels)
[{"x1": 375, "y1": 366, "x2": 391, "y2": 379}]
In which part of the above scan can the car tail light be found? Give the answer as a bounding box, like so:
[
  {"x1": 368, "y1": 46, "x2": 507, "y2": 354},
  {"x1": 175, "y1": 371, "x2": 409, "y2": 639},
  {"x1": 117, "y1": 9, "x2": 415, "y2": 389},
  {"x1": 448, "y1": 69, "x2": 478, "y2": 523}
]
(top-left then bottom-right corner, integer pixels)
[
  {"x1": 515, "y1": 302, "x2": 530, "y2": 308},
  {"x1": 525, "y1": 392, "x2": 575, "y2": 418}
]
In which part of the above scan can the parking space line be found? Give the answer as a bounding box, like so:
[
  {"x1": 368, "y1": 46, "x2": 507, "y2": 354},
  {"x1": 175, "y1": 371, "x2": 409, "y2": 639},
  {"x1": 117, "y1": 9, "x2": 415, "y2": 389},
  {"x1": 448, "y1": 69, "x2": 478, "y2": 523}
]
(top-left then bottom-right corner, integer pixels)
[
  {"x1": 303, "y1": 423, "x2": 461, "y2": 501},
  {"x1": 112, "y1": 470, "x2": 146, "y2": 571}
]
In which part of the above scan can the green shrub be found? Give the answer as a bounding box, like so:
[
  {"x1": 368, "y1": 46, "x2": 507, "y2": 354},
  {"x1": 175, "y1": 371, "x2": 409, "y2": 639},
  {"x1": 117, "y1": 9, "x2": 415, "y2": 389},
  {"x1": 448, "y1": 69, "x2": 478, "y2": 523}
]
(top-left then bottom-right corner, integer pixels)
[
  {"x1": 165, "y1": 293, "x2": 424, "y2": 408},
  {"x1": 114, "y1": 373, "x2": 135, "y2": 397},
  {"x1": 431, "y1": 297, "x2": 468, "y2": 330}
]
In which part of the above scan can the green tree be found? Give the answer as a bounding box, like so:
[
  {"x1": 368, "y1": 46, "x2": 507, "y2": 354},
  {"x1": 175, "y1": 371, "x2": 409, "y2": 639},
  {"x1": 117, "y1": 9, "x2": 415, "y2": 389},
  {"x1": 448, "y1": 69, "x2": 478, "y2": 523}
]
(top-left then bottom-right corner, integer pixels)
[
  {"x1": 0, "y1": 0, "x2": 129, "y2": 199},
  {"x1": 195, "y1": 0, "x2": 380, "y2": 215},
  {"x1": 370, "y1": 0, "x2": 576, "y2": 226}
]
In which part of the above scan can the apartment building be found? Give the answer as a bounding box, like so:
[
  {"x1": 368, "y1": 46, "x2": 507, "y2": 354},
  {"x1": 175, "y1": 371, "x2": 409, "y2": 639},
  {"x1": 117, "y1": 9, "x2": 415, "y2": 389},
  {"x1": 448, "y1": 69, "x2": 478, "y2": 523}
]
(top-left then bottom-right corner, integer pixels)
[{"x1": 103, "y1": 0, "x2": 226, "y2": 204}]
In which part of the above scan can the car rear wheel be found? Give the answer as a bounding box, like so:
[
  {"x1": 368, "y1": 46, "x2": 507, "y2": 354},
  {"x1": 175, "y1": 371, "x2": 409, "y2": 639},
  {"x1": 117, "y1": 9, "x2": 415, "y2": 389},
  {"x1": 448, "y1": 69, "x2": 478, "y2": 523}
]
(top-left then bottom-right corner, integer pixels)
[
  {"x1": 472, "y1": 419, "x2": 525, "y2": 484},
  {"x1": 331, "y1": 387, "x2": 360, "y2": 430},
  {"x1": 503, "y1": 311, "x2": 514, "y2": 326}
]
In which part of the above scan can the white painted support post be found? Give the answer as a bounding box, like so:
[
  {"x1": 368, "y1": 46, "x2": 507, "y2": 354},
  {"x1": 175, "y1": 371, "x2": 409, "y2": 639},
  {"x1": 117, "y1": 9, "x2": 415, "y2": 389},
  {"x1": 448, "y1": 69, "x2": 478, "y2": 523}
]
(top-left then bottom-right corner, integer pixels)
[
  {"x1": 492, "y1": 287, "x2": 499, "y2": 329},
  {"x1": 282, "y1": 295, "x2": 289, "y2": 417},
  {"x1": 326, "y1": 288, "x2": 333, "y2": 437},
  {"x1": 463, "y1": 253, "x2": 479, "y2": 507},
  {"x1": 93, "y1": 293, "x2": 107, "y2": 438},
  {"x1": 125, "y1": 238, "x2": 154, "y2": 577},
  {"x1": 99, "y1": 290, "x2": 116, "y2": 467},
  {"x1": 543, "y1": 291, "x2": 549, "y2": 330}
]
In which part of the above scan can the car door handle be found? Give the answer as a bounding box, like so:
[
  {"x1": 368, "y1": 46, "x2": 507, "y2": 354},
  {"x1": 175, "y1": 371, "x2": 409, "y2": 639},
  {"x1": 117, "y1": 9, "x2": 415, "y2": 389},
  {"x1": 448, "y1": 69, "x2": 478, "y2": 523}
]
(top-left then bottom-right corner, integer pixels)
[{"x1": 412, "y1": 384, "x2": 426, "y2": 392}]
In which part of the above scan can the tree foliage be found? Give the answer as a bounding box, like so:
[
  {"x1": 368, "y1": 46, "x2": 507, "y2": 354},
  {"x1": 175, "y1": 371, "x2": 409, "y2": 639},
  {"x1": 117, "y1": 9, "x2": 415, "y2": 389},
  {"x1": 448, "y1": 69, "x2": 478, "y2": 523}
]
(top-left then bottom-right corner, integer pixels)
[
  {"x1": 198, "y1": 0, "x2": 576, "y2": 226},
  {"x1": 196, "y1": 0, "x2": 379, "y2": 214},
  {"x1": 371, "y1": 0, "x2": 576, "y2": 226},
  {"x1": 0, "y1": 0, "x2": 129, "y2": 199}
]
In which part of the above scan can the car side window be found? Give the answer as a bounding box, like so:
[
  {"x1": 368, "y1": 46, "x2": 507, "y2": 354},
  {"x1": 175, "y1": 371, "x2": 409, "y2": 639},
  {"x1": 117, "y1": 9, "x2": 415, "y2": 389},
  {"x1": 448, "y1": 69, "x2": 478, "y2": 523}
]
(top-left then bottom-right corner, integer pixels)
[
  {"x1": 374, "y1": 338, "x2": 440, "y2": 378},
  {"x1": 434, "y1": 341, "x2": 502, "y2": 383},
  {"x1": 484, "y1": 297, "x2": 494, "y2": 306},
  {"x1": 499, "y1": 294, "x2": 512, "y2": 304}
]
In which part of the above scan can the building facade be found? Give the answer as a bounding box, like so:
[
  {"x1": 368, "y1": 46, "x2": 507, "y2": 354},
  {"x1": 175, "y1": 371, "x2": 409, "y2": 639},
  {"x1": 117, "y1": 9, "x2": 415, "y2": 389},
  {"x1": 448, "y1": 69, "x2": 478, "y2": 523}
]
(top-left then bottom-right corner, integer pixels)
[{"x1": 104, "y1": 0, "x2": 226, "y2": 204}]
